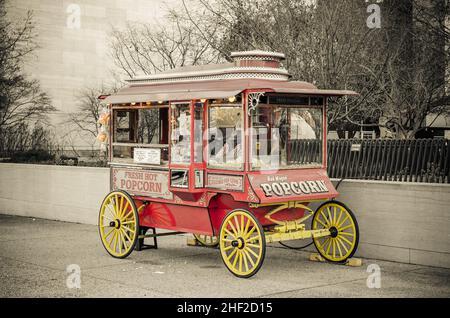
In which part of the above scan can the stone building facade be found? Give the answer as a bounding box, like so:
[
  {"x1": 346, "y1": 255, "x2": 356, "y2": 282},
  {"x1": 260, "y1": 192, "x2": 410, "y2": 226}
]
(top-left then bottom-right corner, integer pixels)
[{"x1": 6, "y1": 0, "x2": 177, "y2": 151}]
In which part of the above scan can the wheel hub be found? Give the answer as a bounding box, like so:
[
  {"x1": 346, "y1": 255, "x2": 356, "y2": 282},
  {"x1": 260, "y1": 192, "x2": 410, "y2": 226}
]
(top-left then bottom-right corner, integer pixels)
[
  {"x1": 109, "y1": 219, "x2": 121, "y2": 229},
  {"x1": 329, "y1": 226, "x2": 338, "y2": 238},
  {"x1": 231, "y1": 237, "x2": 245, "y2": 249}
]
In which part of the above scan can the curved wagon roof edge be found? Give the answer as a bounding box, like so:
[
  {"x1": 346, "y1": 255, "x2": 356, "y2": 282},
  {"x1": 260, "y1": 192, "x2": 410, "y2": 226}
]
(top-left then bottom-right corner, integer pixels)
[{"x1": 104, "y1": 79, "x2": 358, "y2": 104}]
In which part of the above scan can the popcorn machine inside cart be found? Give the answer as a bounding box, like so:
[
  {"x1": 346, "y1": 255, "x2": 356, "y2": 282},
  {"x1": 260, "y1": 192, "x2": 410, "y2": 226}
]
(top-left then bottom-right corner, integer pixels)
[{"x1": 98, "y1": 51, "x2": 359, "y2": 278}]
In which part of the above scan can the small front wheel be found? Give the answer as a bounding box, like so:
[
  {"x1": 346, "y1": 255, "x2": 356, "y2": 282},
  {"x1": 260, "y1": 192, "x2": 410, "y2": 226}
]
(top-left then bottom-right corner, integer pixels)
[
  {"x1": 219, "y1": 209, "x2": 266, "y2": 278},
  {"x1": 193, "y1": 234, "x2": 219, "y2": 247},
  {"x1": 312, "y1": 201, "x2": 359, "y2": 263},
  {"x1": 98, "y1": 190, "x2": 139, "y2": 258}
]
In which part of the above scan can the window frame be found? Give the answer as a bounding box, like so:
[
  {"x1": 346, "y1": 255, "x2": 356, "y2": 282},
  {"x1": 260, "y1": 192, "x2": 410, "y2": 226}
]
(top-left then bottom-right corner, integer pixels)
[
  {"x1": 249, "y1": 103, "x2": 325, "y2": 171},
  {"x1": 206, "y1": 102, "x2": 245, "y2": 171},
  {"x1": 110, "y1": 104, "x2": 169, "y2": 166}
]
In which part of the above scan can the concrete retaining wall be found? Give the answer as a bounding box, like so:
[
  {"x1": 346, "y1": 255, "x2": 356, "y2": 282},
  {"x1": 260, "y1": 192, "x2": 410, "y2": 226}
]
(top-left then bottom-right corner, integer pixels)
[
  {"x1": 1, "y1": 163, "x2": 449, "y2": 268},
  {"x1": 0, "y1": 163, "x2": 109, "y2": 225}
]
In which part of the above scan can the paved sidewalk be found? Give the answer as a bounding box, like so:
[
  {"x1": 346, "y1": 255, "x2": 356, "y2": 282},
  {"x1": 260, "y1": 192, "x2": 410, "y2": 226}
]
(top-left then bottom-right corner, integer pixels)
[{"x1": 0, "y1": 214, "x2": 449, "y2": 298}]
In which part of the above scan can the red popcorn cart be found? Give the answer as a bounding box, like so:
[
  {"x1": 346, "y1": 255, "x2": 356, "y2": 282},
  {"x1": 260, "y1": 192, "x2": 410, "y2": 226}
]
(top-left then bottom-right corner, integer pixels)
[{"x1": 98, "y1": 51, "x2": 359, "y2": 278}]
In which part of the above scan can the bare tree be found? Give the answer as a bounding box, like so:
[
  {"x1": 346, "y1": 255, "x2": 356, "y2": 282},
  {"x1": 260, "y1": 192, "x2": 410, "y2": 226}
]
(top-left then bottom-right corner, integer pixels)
[
  {"x1": 178, "y1": 0, "x2": 385, "y2": 134},
  {"x1": 0, "y1": 0, "x2": 54, "y2": 133},
  {"x1": 68, "y1": 85, "x2": 118, "y2": 160},
  {"x1": 109, "y1": 10, "x2": 222, "y2": 77},
  {"x1": 178, "y1": 0, "x2": 449, "y2": 139}
]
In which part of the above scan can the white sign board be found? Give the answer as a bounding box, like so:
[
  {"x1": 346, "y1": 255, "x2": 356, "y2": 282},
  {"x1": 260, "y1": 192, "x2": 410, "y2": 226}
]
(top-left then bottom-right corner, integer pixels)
[
  {"x1": 133, "y1": 148, "x2": 161, "y2": 165},
  {"x1": 111, "y1": 167, "x2": 172, "y2": 200}
]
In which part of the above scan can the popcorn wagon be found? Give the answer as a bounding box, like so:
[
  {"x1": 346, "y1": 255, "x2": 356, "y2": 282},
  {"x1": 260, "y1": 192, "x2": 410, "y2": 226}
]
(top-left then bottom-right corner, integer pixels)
[{"x1": 98, "y1": 51, "x2": 359, "y2": 278}]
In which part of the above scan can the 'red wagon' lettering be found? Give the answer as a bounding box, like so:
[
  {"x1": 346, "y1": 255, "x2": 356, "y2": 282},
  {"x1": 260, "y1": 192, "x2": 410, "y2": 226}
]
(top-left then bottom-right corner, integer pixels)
[{"x1": 260, "y1": 180, "x2": 328, "y2": 197}]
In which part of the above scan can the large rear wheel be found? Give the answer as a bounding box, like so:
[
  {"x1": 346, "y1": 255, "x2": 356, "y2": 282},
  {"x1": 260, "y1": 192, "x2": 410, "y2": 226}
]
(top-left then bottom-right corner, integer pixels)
[
  {"x1": 98, "y1": 190, "x2": 139, "y2": 258},
  {"x1": 312, "y1": 201, "x2": 359, "y2": 263},
  {"x1": 219, "y1": 209, "x2": 266, "y2": 278}
]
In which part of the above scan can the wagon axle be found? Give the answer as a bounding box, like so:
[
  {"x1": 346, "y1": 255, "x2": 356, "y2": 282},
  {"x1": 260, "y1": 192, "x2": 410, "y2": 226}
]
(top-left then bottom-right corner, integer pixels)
[
  {"x1": 231, "y1": 238, "x2": 245, "y2": 249},
  {"x1": 109, "y1": 220, "x2": 121, "y2": 229}
]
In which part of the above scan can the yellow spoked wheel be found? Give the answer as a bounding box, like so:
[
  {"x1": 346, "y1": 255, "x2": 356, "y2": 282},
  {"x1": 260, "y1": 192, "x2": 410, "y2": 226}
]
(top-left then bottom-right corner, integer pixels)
[
  {"x1": 193, "y1": 234, "x2": 219, "y2": 247},
  {"x1": 219, "y1": 209, "x2": 266, "y2": 278},
  {"x1": 98, "y1": 190, "x2": 139, "y2": 258},
  {"x1": 312, "y1": 201, "x2": 359, "y2": 263}
]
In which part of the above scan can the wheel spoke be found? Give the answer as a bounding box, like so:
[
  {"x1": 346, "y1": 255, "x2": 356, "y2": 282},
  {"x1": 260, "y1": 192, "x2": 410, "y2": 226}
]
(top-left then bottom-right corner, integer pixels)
[
  {"x1": 332, "y1": 206, "x2": 337, "y2": 226},
  {"x1": 243, "y1": 218, "x2": 250, "y2": 237},
  {"x1": 243, "y1": 248, "x2": 256, "y2": 267},
  {"x1": 106, "y1": 204, "x2": 116, "y2": 220},
  {"x1": 339, "y1": 232, "x2": 354, "y2": 237},
  {"x1": 115, "y1": 229, "x2": 121, "y2": 253},
  {"x1": 103, "y1": 227, "x2": 115, "y2": 239},
  {"x1": 226, "y1": 248, "x2": 238, "y2": 261},
  {"x1": 335, "y1": 237, "x2": 343, "y2": 257},
  {"x1": 315, "y1": 218, "x2": 328, "y2": 229},
  {"x1": 246, "y1": 243, "x2": 261, "y2": 249},
  {"x1": 332, "y1": 239, "x2": 336, "y2": 258},
  {"x1": 234, "y1": 216, "x2": 241, "y2": 236},
  {"x1": 223, "y1": 245, "x2": 234, "y2": 252},
  {"x1": 326, "y1": 207, "x2": 333, "y2": 226},
  {"x1": 246, "y1": 245, "x2": 260, "y2": 259},
  {"x1": 121, "y1": 224, "x2": 136, "y2": 234},
  {"x1": 117, "y1": 196, "x2": 124, "y2": 219},
  {"x1": 238, "y1": 251, "x2": 243, "y2": 272},
  {"x1": 113, "y1": 194, "x2": 120, "y2": 216},
  {"x1": 338, "y1": 224, "x2": 354, "y2": 232},
  {"x1": 337, "y1": 215, "x2": 349, "y2": 228},
  {"x1": 320, "y1": 210, "x2": 330, "y2": 227},
  {"x1": 120, "y1": 228, "x2": 133, "y2": 244},
  {"x1": 242, "y1": 249, "x2": 249, "y2": 272},
  {"x1": 110, "y1": 230, "x2": 117, "y2": 251},
  {"x1": 232, "y1": 250, "x2": 240, "y2": 267},
  {"x1": 228, "y1": 220, "x2": 239, "y2": 237},
  {"x1": 335, "y1": 237, "x2": 349, "y2": 254},
  {"x1": 122, "y1": 203, "x2": 132, "y2": 220},
  {"x1": 326, "y1": 237, "x2": 332, "y2": 255},
  {"x1": 117, "y1": 230, "x2": 125, "y2": 254},
  {"x1": 107, "y1": 229, "x2": 116, "y2": 246},
  {"x1": 335, "y1": 208, "x2": 343, "y2": 227},
  {"x1": 244, "y1": 226, "x2": 256, "y2": 240},
  {"x1": 318, "y1": 237, "x2": 330, "y2": 250},
  {"x1": 339, "y1": 235, "x2": 354, "y2": 247},
  {"x1": 224, "y1": 228, "x2": 235, "y2": 239}
]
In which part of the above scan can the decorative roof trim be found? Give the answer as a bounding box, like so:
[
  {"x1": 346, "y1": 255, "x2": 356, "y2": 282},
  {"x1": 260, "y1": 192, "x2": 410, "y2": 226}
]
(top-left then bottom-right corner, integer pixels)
[
  {"x1": 230, "y1": 50, "x2": 286, "y2": 60},
  {"x1": 127, "y1": 67, "x2": 290, "y2": 85},
  {"x1": 128, "y1": 72, "x2": 289, "y2": 86}
]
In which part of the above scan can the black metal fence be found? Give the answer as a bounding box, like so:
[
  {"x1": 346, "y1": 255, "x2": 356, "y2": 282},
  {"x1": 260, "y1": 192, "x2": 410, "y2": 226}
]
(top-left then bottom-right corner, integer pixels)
[{"x1": 327, "y1": 139, "x2": 450, "y2": 184}]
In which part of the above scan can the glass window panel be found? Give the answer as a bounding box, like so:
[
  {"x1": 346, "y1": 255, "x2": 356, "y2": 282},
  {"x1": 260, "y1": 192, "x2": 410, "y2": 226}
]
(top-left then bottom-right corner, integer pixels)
[
  {"x1": 194, "y1": 103, "x2": 204, "y2": 163},
  {"x1": 170, "y1": 169, "x2": 189, "y2": 188},
  {"x1": 170, "y1": 103, "x2": 191, "y2": 164},
  {"x1": 208, "y1": 105, "x2": 243, "y2": 170},
  {"x1": 112, "y1": 108, "x2": 168, "y2": 165},
  {"x1": 251, "y1": 104, "x2": 323, "y2": 170}
]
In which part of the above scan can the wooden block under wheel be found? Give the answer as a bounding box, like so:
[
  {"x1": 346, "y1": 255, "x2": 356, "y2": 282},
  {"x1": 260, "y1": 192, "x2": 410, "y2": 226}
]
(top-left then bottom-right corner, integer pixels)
[
  {"x1": 309, "y1": 253, "x2": 363, "y2": 267},
  {"x1": 186, "y1": 237, "x2": 201, "y2": 246}
]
